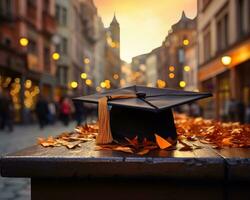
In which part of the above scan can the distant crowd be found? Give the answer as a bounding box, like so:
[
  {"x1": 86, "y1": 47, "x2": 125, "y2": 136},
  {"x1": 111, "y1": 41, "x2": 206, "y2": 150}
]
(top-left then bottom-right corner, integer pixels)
[
  {"x1": 0, "y1": 91, "x2": 97, "y2": 132},
  {"x1": 1, "y1": 91, "x2": 250, "y2": 133}
]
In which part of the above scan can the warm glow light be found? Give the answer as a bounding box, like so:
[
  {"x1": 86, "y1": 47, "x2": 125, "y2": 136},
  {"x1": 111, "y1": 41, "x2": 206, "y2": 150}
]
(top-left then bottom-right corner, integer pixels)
[
  {"x1": 52, "y1": 52, "x2": 60, "y2": 60},
  {"x1": 25, "y1": 80, "x2": 32, "y2": 89},
  {"x1": 70, "y1": 81, "x2": 78, "y2": 89},
  {"x1": 183, "y1": 39, "x2": 189, "y2": 46},
  {"x1": 184, "y1": 65, "x2": 191, "y2": 72},
  {"x1": 221, "y1": 56, "x2": 232, "y2": 66},
  {"x1": 169, "y1": 66, "x2": 175, "y2": 72},
  {"x1": 81, "y1": 73, "x2": 87, "y2": 79},
  {"x1": 84, "y1": 58, "x2": 90, "y2": 64},
  {"x1": 85, "y1": 79, "x2": 92, "y2": 86},
  {"x1": 100, "y1": 82, "x2": 106, "y2": 88},
  {"x1": 113, "y1": 74, "x2": 119, "y2": 80},
  {"x1": 19, "y1": 37, "x2": 29, "y2": 47},
  {"x1": 179, "y1": 81, "x2": 186, "y2": 88},
  {"x1": 96, "y1": 86, "x2": 101, "y2": 92},
  {"x1": 169, "y1": 73, "x2": 175, "y2": 79},
  {"x1": 157, "y1": 80, "x2": 166, "y2": 88}
]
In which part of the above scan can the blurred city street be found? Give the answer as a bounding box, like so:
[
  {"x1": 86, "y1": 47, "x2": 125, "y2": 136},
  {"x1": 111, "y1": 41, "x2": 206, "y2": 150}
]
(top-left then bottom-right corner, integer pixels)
[
  {"x1": 0, "y1": 122, "x2": 76, "y2": 200},
  {"x1": 0, "y1": 0, "x2": 250, "y2": 199}
]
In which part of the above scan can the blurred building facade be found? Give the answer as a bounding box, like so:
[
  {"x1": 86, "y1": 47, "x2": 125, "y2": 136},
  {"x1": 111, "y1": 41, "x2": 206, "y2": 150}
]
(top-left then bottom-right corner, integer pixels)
[
  {"x1": 197, "y1": 0, "x2": 250, "y2": 120},
  {"x1": 0, "y1": 0, "x2": 56, "y2": 122},
  {"x1": 104, "y1": 14, "x2": 121, "y2": 89},
  {"x1": 160, "y1": 11, "x2": 196, "y2": 89},
  {"x1": 0, "y1": 0, "x2": 121, "y2": 123}
]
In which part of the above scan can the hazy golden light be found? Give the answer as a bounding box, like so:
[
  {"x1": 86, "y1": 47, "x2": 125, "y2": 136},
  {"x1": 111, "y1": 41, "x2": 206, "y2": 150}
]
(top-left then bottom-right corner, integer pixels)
[
  {"x1": 96, "y1": 86, "x2": 101, "y2": 92},
  {"x1": 14, "y1": 78, "x2": 20, "y2": 83},
  {"x1": 100, "y1": 82, "x2": 106, "y2": 88},
  {"x1": 221, "y1": 56, "x2": 232, "y2": 66},
  {"x1": 113, "y1": 74, "x2": 119, "y2": 80},
  {"x1": 157, "y1": 80, "x2": 166, "y2": 88},
  {"x1": 19, "y1": 37, "x2": 29, "y2": 47},
  {"x1": 169, "y1": 66, "x2": 175, "y2": 72},
  {"x1": 183, "y1": 39, "x2": 189, "y2": 46},
  {"x1": 85, "y1": 79, "x2": 92, "y2": 86},
  {"x1": 94, "y1": 0, "x2": 197, "y2": 62},
  {"x1": 81, "y1": 73, "x2": 88, "y2": 79},
  {"x1": 84, "y1": 58, "x2": 90, "y2": 64},
  {"x1": 184, "y1": 65, "x2": 191, "y2": 72},
  {"x1": 52, "y1": 52, "x2": 60, "y2": 60},
  {"x1": 179, "y1": 81, "x2": 186, "y2": 88},
  {"x1": 169, "y1": 73, "x2": 175, "y2": 79},
  {"x1": 70, "y1": 81, "x2": 78, "y2": 89},
  {"x1": 25, "y1": 80, "x2": 32, "y2": 89}
]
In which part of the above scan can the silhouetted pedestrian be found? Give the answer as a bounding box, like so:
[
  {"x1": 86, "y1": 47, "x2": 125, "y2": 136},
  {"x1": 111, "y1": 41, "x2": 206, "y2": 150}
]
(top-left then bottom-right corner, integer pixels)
[
  {"x1": 60, "y1": 97, "x2": 71, "y2": 126},
  {"x1": 35, "y1": 95, "x2": 49, "y2": 129},
  {"x1": 0, "y1": 91, "x2": 14, "y2": 132},
  {"x1": 73, "y1": 101, "x2": 84, "y2": 126},
  {"x1": 228, "y1": 98, "x2": 237, "y2": 122},
  {"x1": 48, "y1": 100, "x2": 57, "y2": 124}
]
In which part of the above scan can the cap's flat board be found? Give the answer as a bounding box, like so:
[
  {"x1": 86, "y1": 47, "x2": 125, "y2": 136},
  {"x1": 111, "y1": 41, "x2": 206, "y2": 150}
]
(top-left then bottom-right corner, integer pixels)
[{"x1": 1, "y1": 141, "x2": 224, "y2": 180}]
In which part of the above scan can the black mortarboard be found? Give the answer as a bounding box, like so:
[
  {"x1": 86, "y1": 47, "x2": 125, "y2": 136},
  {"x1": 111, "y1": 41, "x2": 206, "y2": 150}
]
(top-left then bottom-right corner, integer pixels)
[{"x1": 73, "y1": 85, "x2": 212, "y2": 144}]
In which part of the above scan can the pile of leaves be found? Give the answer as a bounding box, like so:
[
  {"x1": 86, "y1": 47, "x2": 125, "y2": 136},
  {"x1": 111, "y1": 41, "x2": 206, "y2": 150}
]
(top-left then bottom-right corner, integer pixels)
[
  {"x1": 38, "y1": 114, "x2": 250, "y2": 155},
  {"x1": 38, "y1": 124, "x2": 98, "y2": 149},
  {"x1": 175, "y1": 113, "x2": 250, "y2": 148}
]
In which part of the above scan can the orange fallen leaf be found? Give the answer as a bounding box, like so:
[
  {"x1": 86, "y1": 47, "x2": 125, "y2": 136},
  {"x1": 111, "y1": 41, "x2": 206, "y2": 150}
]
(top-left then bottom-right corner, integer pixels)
[
  {"x1": 137, "y1": 149, "x2": 150, "y2": 155},
  {"x1": 113, "y1": 146, "x2": 134, "y2": 154},
  {"x1": 155, "y1": 134, "x2": 172, "y2": 150}
]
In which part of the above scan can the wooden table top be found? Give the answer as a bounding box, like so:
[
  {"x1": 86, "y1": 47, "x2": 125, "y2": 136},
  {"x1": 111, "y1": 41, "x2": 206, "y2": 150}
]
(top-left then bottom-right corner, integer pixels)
[{"x1": 1, "y1": 140, "x2": 250, "y2": 181}]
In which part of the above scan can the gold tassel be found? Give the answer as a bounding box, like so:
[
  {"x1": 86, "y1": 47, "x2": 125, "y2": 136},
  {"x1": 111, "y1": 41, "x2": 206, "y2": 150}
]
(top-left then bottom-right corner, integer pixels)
[{"x1": 96, "y1": 94, "x2": 137, "y2": 144}]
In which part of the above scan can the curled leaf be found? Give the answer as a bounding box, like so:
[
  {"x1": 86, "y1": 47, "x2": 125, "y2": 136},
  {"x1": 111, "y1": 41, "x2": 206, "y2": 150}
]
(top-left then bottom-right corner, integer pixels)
[{"x1": 155, "y1": 134, "x2": 172, "y2": 150}]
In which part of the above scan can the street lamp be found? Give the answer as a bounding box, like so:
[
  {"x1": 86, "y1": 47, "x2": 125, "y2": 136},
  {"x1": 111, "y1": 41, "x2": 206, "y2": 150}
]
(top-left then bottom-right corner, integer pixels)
[
  {"x1": 52, "y1": 52, "x2": 60, "y2": 61},
  {"x1": 221, "y1": 56, "x2": 232, "y2": 66},
  {"x1": 81, "y1": 73, "x2": 87, "y2": 79},
  {"x1": 184, "y1": 65, "x2": 191, "y2": 72},
  {"x1": 183, "y1": 39, "x2": 189, "y2": 46},
  {"x1": 179, "y1": 81, "x2": 186, "y2": 88},
  {"x1": 19, "y1": 37, "x2": 29, "y2": 47},
  {"x1": 70, "y1": 81, "x2": 78, "y2": 89}
]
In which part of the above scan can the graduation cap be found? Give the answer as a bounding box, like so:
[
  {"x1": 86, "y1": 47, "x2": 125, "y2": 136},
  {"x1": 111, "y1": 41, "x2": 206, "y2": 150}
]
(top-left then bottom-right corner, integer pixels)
[{"x1": 74, "y1": 85, "x2": 212, "y2": 144}]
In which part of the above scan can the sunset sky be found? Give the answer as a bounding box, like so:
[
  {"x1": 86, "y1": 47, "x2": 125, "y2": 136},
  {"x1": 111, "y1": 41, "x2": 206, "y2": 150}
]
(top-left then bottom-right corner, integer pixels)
[{"x1": 94, "y1": 0, "x2": 197, "y2": 62}]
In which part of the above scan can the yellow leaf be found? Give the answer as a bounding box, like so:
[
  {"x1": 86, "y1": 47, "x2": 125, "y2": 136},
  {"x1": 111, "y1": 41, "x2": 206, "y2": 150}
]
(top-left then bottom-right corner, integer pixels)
[{"x1": 155, "y1": 134, "x2": 172, "y2": 149}]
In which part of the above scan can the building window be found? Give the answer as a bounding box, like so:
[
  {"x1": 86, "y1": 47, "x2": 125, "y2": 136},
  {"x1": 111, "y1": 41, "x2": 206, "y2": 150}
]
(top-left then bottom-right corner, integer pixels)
[
  {"x1": 203, "y1": 29, "x2": 211, "y2": 62},
  {"x1": 0, "y1": 0, "x2": 13, "y2": 16},
  {"x1": 28, "y1": 40, "x2": 37, "y2": 55},
  {"x1": 55, "y1": 37, "x2": 67, "y2": 55},
  {"x1": 55, "y1": 4, "x2": 60, "y2": 22},
  {"x1": 62, "y1": 37, "x2": 67, "y2": 55},
  {"x1": 44, "y1": 47, "x2": 51, "y2": 73},
  {"x1": 178, "y1": 48, "x2": 184, "y2": 63},
  {"x1": 27, "y1": 0, "x2": 36, "y2": 7},
  {"x1": 62, "y1": 7, "x2": 67, "y2": 26},
  {"x1": 43, "y1": 0, "x2": 50, "y2": 13},
  {"x1": 55, "y1": 5, "x2": 67, "y2": 26},
  {"x1": 237, "y1": 0, "x2": 248, "y2": 37},
  {"x1": 216, "y1": 13, "x2": 228, "y2": 52}
]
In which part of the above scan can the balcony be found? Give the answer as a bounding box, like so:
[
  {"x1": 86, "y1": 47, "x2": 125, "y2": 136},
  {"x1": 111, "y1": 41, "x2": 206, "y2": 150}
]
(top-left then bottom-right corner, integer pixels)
[
  {"x1": 0, "y1": 45, "x2": 26, "y2": 73},
  {"x1": 43, "y1": 11, "x2": 56, "y2": 35}
]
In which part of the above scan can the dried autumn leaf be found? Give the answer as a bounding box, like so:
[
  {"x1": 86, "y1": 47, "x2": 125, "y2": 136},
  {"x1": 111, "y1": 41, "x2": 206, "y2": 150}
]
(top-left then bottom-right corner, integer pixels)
[
  {"x1": 137, "y1": 149, "x2": 150, "y2": 155},
  {"x1": 155, "y1": 134, "x2": 172, "y2": 150},
  {"x1": 113, "y1": 146, "x2": 134, "y2": 154},
  {"x1": 125, "y1": 136, "x2": 138, "y2": 148}
]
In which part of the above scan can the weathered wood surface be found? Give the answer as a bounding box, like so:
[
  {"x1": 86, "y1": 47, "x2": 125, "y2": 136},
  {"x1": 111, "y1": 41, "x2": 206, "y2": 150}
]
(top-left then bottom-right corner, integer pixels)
[
  {"x1": 0, "y1": 141, "x2": 225, "y2": 180},
  {"x1": 1, "y1": 140, "x2": 250, "y2": 181}
]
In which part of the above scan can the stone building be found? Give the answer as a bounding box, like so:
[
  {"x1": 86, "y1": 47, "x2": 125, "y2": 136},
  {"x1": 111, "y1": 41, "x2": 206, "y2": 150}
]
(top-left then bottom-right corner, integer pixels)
[
  {"x1": 197, "y1": 0, "x2": 250, "y2": 120},
  {"x1": 160, "y1": 11, "x2": 196, "y2": 89},
  {"x1": 0, "y1": 0, "x2": 56, "y2": 122},
  {"x1": 104, "y1": 14, "x2": 121, "y2": 89}
]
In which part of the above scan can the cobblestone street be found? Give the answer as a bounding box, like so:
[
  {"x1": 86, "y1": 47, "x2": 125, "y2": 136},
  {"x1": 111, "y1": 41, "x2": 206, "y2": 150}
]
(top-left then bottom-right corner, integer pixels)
[{"x1": 0, "y1": 122, "x2": 76, "y2": 200}]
